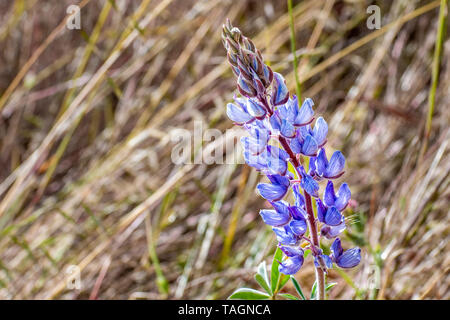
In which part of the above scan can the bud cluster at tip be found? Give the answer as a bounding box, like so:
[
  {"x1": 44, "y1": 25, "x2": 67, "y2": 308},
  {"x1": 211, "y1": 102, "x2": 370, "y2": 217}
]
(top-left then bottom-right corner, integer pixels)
[
  {"x1": 222, "y1": 19, "x2": 274, "y2": 99},
  {"x1": 222, "y1": 20, "x2": 361, "y2": 276}
]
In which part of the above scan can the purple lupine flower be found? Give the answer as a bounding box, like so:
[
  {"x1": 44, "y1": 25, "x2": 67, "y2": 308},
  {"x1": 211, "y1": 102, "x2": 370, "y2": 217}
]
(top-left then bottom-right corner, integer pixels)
[
  {"x1": 314, "y1": 148, "x2": 346, "y2": 179},
  {"x1": 317, "y1": 198, "x2": 344, "y2": 226},
  {"x1": 226, "y1": 102, "x2": 254, "y2": 124},
  {"x1": 273, "y1": 226, "x2": 300, "y2": 246},
  {"x1": 298, "y1": 167, "x2": 319, "y2": 198},
  {"x1": 278, "y1": 254, "x2": 304, "y2": 275},
  {"x1": 324, "y1": 180, "x2": 351, "y2": 211},
  {"x1": 314, "y1": 252, "x2": 333, "y2": 272},
  {"x1": 271, "y1": 73, "x2": 290, "y2": 106},
  {"x1": 222, "y1": 20, "x2": 360, "y2": 284},
  {"x1": 331, "y1": 238, "x2": 362, "y2": 268},
  {"x1": 278, "y1": 245, "x2": 305, "y2": 275},
  {"x1": 257, "y1": 174, "x2": 290, "y2": 201},
  {"x1": 259, "y1": 201, "x2": 291, "y2": 227}
]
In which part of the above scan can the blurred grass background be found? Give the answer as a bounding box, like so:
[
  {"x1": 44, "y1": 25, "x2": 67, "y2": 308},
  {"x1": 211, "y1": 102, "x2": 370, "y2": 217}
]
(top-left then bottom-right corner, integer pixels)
[{"x1": 0, "y1": 0, "x2": 448, "y2": 299}]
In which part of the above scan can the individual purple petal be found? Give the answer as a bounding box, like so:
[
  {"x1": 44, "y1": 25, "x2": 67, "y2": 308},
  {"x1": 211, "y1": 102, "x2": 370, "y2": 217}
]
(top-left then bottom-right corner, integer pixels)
[
  {"x1": 336, "y1": 248, "x2": 361, "y2": 268},
  {"x1": 271, "y1": 72, "x2": 289, "y2": 106},
  {"x1": 292, "y1": 184, "x2": 305, "y2": 208},
  {"x1": 266, "y1": 145, "x2": 288, "y2": 175},
  {"x1": 252, "y1": 74, "x2": 265, "y2": 95},
  {"x1": 226, "y1": 103, "x2": 253, "y2": 124},
  {"x1": 330, "y1": 238, "x2": 344, "y2": 260},
  {"x1": 257, "y1": 182, "x2": 288, "y2": 201},
  {"x1": 324, "y1": 180, "x2": 337, "y2": 207},
  {"x1": 314, "y1": 254, "x2": 332, "y2": 271},
  {"x1": 278, "y1": 255, "x2": 304, "y2": 275},
  {"x1": 267, "y1": 157, "x2": 287, "y2": 176},
  {"x1": 280, "y1": 119, "x2": 295, "y2": 138},
  {"x1": 247, "y1": 120, "x2": 270, "y2": 136},
  {"x1": 234, "y1": 96, "x2": 248, "y2": 109},
  {"x1": 272, "y1": 226, "x2": 299, "y2": 245},
  {"x1": 316, "y1": 148, "x2": 328, "y2": 176},
  {"x1": 329, "y1": 221, "x2": 346, "y2": 237},
  {"x1": 323, "y1": 255, "x2": 333, "y2": 269},
  {"x1": 267, "y1": 174, "x2": 290, "y2": 188},
  {"x1": 321, "y1": 221, "x2": 346, "y2": 239},
  {"x1": 289, "y1": 218, "x2": 307, "y2": 236},
  {"x1": 247, "y1": 126, "x2": 269, "y2": 152},
  {"x1": 237, "y1": 57, "x2": 251, "y2": 78},
  {"x1": 269, "y1": 112, "x2": 282, "y2": 132},
  {"x1": 279, "y1": 246, "x2": 304, "y2": 257},
  {"x1": 231, "y1": 66, "x2": 240, "y2": 77},
  {"x1": 289, "y1": 136, "x2": 302, "y2": 154},
  {"x1": 324, "y1": 206, "x2": 343, "y2": 226},
  {"x1": 241, "y1": 136, "x2": 266, "y2": 155},
  {"x1": 312, "y1": 117, "x2": 328, "y2": 146},
  {"x1": 251, "y1": 55, "x2": 260, "y2": 73},
  {"x1": 278, "y1": 97, "x2": 297, "y2": 123},
  {"x1": 262, "y1": 64, "x2": 273, "y2": 87},
  {"x1": 300, "y1": 135, "x2": 318, "y2": 156},
  {"x1": 299, "y1": 171, "x2": 319, "y2": 198},
  {"x1": 267, "y1": 145, "x2": 290, "y2": 162},
  {"x1": 237, "y1": 74, "x2": 256, "y2": 97},
  {"x1": 271, "y1": 200, "x2": 290, "y2": 215},
  {"x1": 288, "y1": 205, "x2": 307, "y2": 220},
  {"x1": 247, "y1": 99, "x2": 266, "y2": 118},
  {"x1": 324, "y1": 151, "x2": 345, "y2": 179},
  {"x1": 259, "y1": 209, "x2": 290, "y2": 227},
  {"x1": 294, "y1": 98, "x2": 314, "y2": 126},
  {"x1": 335, "y1": 183, "x2": 351, "y2": 211},
  {"x1": 243, "y1": 149, "x2": 267, "y2": 171},
  {"x1": 316, "y1": 198, "x2": 327, "y2": 223}
]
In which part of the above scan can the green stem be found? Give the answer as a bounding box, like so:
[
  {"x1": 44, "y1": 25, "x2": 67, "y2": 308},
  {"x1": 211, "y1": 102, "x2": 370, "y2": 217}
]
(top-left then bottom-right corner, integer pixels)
[
  {"x1": 422, "y1": 0, "x2": 447, "y2": 157},
  {"x1": 288, "y1": 0, "x2": 302, "y2": 100}
]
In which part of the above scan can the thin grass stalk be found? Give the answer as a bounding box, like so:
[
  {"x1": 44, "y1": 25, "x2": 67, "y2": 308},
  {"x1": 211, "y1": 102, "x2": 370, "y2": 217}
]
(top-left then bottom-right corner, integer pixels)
[
  {"x1": 288, "y1": 0, "x2": 301, "y2": 100},
  {"x1": 421, "y1": 0, "x2": 447, "y2": 159}
]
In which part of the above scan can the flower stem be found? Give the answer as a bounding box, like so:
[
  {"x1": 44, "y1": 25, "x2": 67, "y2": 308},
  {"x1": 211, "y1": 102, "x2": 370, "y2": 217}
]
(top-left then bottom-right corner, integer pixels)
[
  {"x1": 278, "y1": 136, "x2": 325, "y2": 300},
  {"x1": 304, "y1": 192, "x2": 325, "y2": 300},
  {"x1": 259, "y1": 96, "x2": 326, "y2": 300}
]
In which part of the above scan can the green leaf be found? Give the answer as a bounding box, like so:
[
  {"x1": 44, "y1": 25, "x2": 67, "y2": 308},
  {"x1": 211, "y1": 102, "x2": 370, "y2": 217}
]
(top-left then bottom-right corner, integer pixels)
[
  {"x1": 278, "y1": 273, "x2": 290, "y2": 291},
  {"x1": 228, "y1": 288, "x2": 270, "y2": 300},
  {"x1": 255, "y1": 261, "x2": 271, "y2": 294},
  {"x1": 257, "y1": 261, "x2": 270, "y2": 286},
  {"x1": 290, "y1": 276, "x2": 306, "y2": 300},
  {"x1": 326, "y1": 282, "x2": 337, "y2": 292},
  {"x1": 271, "y1": 247, "x2": 283, "y2": 293},
  {"x1": 310, "y1": 281, "x2": 317, "y2": 300},
  {"x1": 254, "y1": 273, "x2": 271, "y2": 295},
  {"x1": 279, "y1": 293, "x2": 300, "y2": 300}
]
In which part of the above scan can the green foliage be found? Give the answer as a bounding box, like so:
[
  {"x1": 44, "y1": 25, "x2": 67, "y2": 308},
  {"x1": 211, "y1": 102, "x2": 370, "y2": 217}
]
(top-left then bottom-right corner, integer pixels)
[
  {"x1": 290, "y1": 276, "x2": 306, "y2": 300},
  {"x1": 228, "y1": 288, "x2": 270, "y2": 300},
  {"x1": 229, "y1": 248, "x2": 303, "y2": 300},
  {"x1": 310, "y1": 281, "x2": 317, "y2": 300},
  {"x1": 270, "y1": 247, "x2": 283, "y2": 294}
]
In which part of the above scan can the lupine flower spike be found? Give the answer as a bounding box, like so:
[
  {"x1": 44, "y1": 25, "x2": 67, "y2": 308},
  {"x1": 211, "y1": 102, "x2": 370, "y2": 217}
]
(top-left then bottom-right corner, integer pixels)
[{"x1": 222, "y1": 19, "x2": 361, "y2": 300}]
